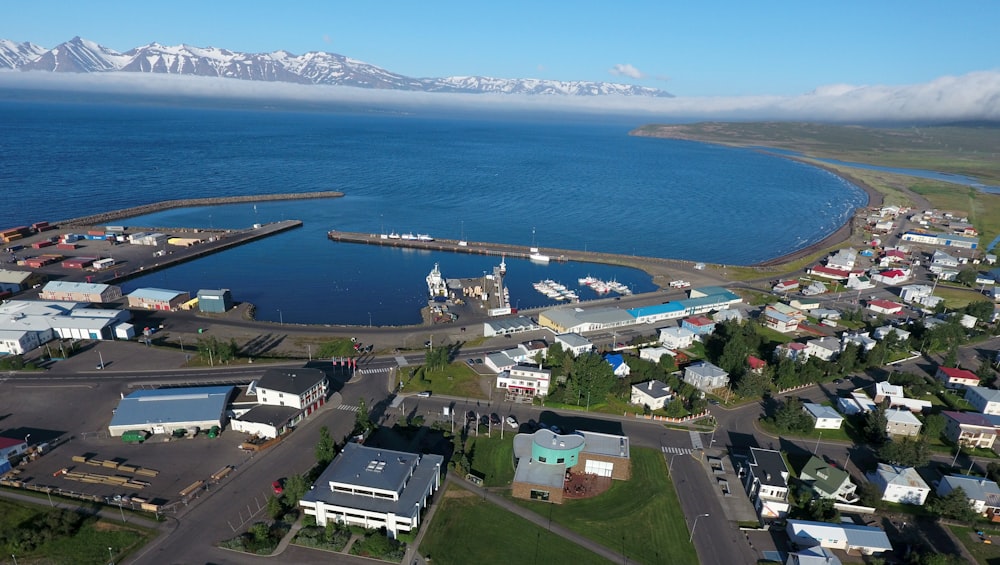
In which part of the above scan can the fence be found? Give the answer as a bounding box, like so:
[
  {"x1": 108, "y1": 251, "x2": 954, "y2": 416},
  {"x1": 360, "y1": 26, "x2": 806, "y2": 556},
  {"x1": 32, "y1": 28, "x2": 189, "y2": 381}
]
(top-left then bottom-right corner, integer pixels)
[{"x1": 626, "y1": 410, "x2": 710, "y2": 423}]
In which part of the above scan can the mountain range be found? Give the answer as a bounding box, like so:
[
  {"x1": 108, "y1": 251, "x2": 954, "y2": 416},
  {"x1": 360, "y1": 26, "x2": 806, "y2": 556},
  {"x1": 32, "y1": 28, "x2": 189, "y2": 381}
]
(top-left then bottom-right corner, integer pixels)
[{"x1": 0, "y1": 36, "x2": 672, "y2": 98}]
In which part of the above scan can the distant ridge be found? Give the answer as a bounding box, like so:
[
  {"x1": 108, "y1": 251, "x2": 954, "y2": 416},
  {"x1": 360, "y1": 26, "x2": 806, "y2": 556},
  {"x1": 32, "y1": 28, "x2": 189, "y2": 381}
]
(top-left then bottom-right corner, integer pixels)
[{"x1": 0, "y1": 36, "x2": 673, "y2": 98}]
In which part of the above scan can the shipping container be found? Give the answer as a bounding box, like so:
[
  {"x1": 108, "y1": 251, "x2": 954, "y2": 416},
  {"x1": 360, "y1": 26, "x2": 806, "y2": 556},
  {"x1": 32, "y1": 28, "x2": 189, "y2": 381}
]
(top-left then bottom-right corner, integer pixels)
[
  {"x1": 31, "y1": 221, "x2": 49, "y2": 229},
  {"x1": 32, "y1": 241, "x2": 54, "y2": 249},
  {"x1": 87, "y1": 230, "x2": 105, "y2": 236},
  {"x1": 56, "y1": 243, "x2": 78, "y2": 250},
  {"x1": 121, "y1": 430, "x2": 148, "y2": 443},
  {"x1": 105, "y1": 225, "x2": 126, "y2": 233}
]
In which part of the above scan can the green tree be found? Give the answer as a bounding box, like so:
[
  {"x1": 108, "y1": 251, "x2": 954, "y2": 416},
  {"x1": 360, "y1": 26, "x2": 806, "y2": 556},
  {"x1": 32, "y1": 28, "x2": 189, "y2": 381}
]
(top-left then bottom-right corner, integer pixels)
[
  {"x1": 424, "y1": 346, "x2": 450, "y2": 372},
  {"x1": 657, "y1": 353, "x2": 677, "y2": 373},
  {"x1": 837, "y1": 342, "x2": 862, "y2": 374},
  {"x1": 282, "y1": 474, "x2": 309, "y2": 508},
  {"x1": 878, "y1": 436, "x2": 930, "y2": 467},
  {"x1": 922, "y1": 413, "x2": 946, "y2": 442},
  {"x1": 315, "y1": 426, "x2": 336, "y2": 466},
  {"x1": 546, "y1": 342, "x2": 567, "y2": 369},
  {"x1": 354, "y1": 398, "x2": 372, "y2": 434},
  {"x1": 769, "y1": 397, "x2": 813, "y2": 433},
  {"x1": 967, "y1": 300, "x2": 996, "y2": 322},
  {"x1": 735, "y1": 368, "x2": 772, "y2": 399},
  {"x1": 568, "y1": 352, "x2": 616, "y2": 405},
  {"x1": 806, "y1": 498, "x2": 840, "y2": 523},
  {"x1": 267, "y1": 495, "x2": 286, "y2": 519},
  {"x1": 864, "y1": 406, "x2": 889, "y2": 444},
  {"x1": 196, "y1": 335, "x2": 240, "y2": 364},
  {"x1": 956, "y1": 267, "x2": 979, "y2": 287},
  {"x1": 928, "y1": 486, "x2": 978, "y2": 522}
]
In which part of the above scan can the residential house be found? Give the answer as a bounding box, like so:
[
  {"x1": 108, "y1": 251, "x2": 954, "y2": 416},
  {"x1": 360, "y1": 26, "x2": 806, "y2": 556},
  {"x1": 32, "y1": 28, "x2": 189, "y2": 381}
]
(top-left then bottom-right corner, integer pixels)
[
  {"x1": 604, "y1": 353, "x2": 631, "y2": 377},
  {"x1": 837, "y1": 390, "x2": 877, "y2": 416},
  {"x1": 827, "y1": 248, "x2": 858, "y2": 270},
  {"x1": 937, "y1": 474, "x2": 1000, "y2": 517},
  {"x1": 942, "y1": 410, "x2": 998, "y2": 449},
  {"x1": 299, "y1": 443, "x2": 443, "y2": 539},
  {"x1": 807, "y1": 265, "x2": 856, "y2": 281},
  {"x1": 867, "y1": 299, "x2": 904, "y2": 315},
  {"x1": 659, "y1": 326, "x2": 695, "y2": 350},
  {"x1": 866, "y1": 464, "x2": 930, "y2": 505},
  {"x1": 712, "y1": 309, "x2": 745, "y2": 324},
  {"x1": 966, "y1": 386, "x2": 1000, "y2": 415},
  {"x1": 801, "y1": 281, "x2": 828, "y2": 296},
  {"x1": 798, "y1": 456, "x2": 859, "y2": 503},
  {"x1": 773, "y1": 280, "x2": 800, "y2": 293},
  {"x1": 845, "y1": 275, "x2": 875, "y2": 290},
  {"x1": 785, "y1": 546, "x2": 842, "y2": 565},
  {"x1": 554, "y1": 333, "x2": 593, "y2": 357},
  {"x1": 683, "y1": 361, "x2": 730, "y2": 392},
  {"x1": 803, "y1": 403, "x2": 844, "y2": 430},
  {"x1": 871, "y1": 269, "x2": 910, "y2": 285},
  {"x1": 899, "y1": 284, "x2": 935, "y2": 303},
  {"x1": 810, "y1": 308, "x2": 841, "y2": 321},
  {"x1": 872, "y1": 325, "x2": 911, "y2": 342},
  {"x1": 785, "y1": 520, "x2": 892, "y2": 556},
  {"x1": 763, "y1": 306, "x2": 800, "y2": 333},
  {"x1": 630, "y1": 380, "x2": 673, "y2": 410},
  {"x1": 774, "y1": 342, "x2": 808, "y2": 362},
  {"x1": 748, "y1": 356, "x2": 767, "y2": 374},
  {"x1": 497, "y1": 365, "x2": 552, "y2": 399},
  {"x1": 931, "y1": 250, "x2": 960, "y2": 269},
  {"x1": 804, "y1": 337, "x2": 840, "y2": 362},
  {"x1": 873, "y1": 381, "x2": 904, "y2": 403},
  {"x1": 739, "y1": 447, "x2": 791, "y2": 520},
  {"x1": 681, "y1": 315, "x2": 716, "y2": 337},
  {"x1": 638, "y1": 346, "x2": 675, "y2": 364},
  {"x1": 885, "y1": 409, "x2": 923, "y2": 437},
  {"x1": 841, "y1": 332, "x2": 876, "y2": 352},
  {"x1": 233, "y1": 367, "x2": 329, "y2": 438},
  {"x1": 936, "y1": 366, "x2": 980, "y2": 389}
]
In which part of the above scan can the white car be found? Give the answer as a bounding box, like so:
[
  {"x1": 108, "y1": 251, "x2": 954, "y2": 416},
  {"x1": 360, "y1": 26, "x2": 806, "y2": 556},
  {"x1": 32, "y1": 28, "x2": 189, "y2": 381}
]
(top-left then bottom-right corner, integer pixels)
[
  {"x1": 505, "y1": 416, "x2": 518, "y2": 429},
  {"x1": 417, "y1": 391, "x2": 431, "y2": 398}
]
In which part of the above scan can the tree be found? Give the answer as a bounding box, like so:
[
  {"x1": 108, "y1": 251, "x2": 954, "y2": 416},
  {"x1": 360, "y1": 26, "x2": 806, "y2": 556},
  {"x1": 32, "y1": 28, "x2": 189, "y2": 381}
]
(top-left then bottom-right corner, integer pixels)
[
  {"x1": 956, "y1": 267, "x2": 979, "y2": 287},
  {"x1": 282, "y1": 474, "x2": 309, "y2": 508},
  {"x1": 267, "y1": 495, "x2": 286, "y2": 519},
  {"x1": 196, "y1": 335, "x2": 240, "y2": 364},
  {"x1": 864, "y1": 406, "x2": 889, "y2": 444},
  {"x1": 354, "y1": 398, "x2": 372, "y2": 434},
  {"x1": 806, "y1": 498, "x2": 840, "y2": 523},
  {"x1": 922, "y1": 413, "x2": 946, "y2": 442},
  {"x1": 928, "y1": 486, "x2": 978, "y2": 522},
  {"x1": 424, "y1": 346, "x2": 450, "y2": 373},
  {"x1": 967, "y1": 300, "x2": 995, "y2": 322},
  {"x1": 546, "y1": 342, "x2": 567, "y2": 370},
  {"x1": 315, "y1": 426, "x2": 336, "y2": 466},
  {"x1": 837, "y1": 342, "x2": 862, "y2": 374},
  {"x1": 567, "y1": 352, "x2": 616, "y2": 405},
  {"x1": 878, "y1": 436, "x2": 930, "y2": 467},
  {"x1": 735, "y1": 368, "x2": 772, "y2": 399},
  {"x1": 769, "y1": 397, "x2": 813, "y2": 433}
]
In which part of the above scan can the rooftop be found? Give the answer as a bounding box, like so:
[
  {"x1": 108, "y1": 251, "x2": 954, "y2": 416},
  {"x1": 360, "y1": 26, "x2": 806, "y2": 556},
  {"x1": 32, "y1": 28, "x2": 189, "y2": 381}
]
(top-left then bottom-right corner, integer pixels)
[
  {"x1": 109, "y1": 386, "x2": 234, "y2": 428},
  {"x1": 127, "y1": 287, "x2": 188, "y2": 302},
  {"x1": 256, "y1": 367, "x2": 327, "y2": 396}
]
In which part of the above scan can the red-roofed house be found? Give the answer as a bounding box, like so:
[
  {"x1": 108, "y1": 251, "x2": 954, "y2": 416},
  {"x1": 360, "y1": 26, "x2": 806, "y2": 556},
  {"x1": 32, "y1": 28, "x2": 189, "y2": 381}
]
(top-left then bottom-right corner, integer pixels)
[
  {"x1": 775, "y1": 342, "x2": 808, "y2": 362},
  {"x1": 807, "y1": 265, "x2": 854, "y2": 281},
  {"x1": 773, "y1": 280, "x2": 800, "y2": 293},
  {"x1": 748, "y1": 356, "x2": 767, "y2": 374},
  {"x1": 867, "y1": 300, "x2": 904, "y2": 315},
  {"x1": 883, "y1": 249, "x2": 907, "y2": 262},
  {"x1": 681, "y1": 315, "x2": 716, "y2": 337},
  {"x1": 872, "y1": 269, "x2": 910, "y2": 285},
  {"x1": 0, "y1": 437, "x2": 28, "y2": 461},
  {"x1": 936, "y1": 366, "x2": 980, "y2": 390}
]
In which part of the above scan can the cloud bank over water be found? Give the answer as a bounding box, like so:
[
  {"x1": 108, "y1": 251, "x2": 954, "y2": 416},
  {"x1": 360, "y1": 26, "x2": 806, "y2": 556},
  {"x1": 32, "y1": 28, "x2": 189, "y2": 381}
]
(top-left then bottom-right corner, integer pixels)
[{"x1": 1, "y1": 68, "x2": 998, "y2": 122}]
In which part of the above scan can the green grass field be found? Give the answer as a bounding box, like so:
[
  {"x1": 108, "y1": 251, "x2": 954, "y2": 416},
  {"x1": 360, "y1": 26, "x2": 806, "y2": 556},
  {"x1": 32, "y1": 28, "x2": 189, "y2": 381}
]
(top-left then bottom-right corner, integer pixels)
[
  {"x1": 406, "y1": 362, "x2": 487, "y2": 398},
  {"x1": 420, "y1": 487, "x2": 612, "y2": 565},
  {"x1": 514, "y1": 447, "x2": 699, "y2": 565},
  {"x1": 0, "y1": 499, "x2": 152, "y2": 565},
  {"x1": 949, "y1": 525, "x2": 1000, "y2": 564},
  {"x1": 467, "y1": 434, "x2": 516, "y2": 486}
]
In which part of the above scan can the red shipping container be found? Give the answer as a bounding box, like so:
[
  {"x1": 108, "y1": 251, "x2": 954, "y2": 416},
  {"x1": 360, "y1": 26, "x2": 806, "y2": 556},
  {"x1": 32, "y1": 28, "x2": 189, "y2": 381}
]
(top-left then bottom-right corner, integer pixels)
[{"x1": 56, "y1": 243, "x2": 78, "y2": 250}]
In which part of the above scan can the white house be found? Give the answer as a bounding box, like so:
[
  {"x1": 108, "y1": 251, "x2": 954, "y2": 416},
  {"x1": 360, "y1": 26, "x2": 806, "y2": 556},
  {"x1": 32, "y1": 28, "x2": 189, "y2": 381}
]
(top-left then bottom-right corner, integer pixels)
[
  {"x1": 936, "y1": 366, "x2": 980, "y2": 389},
  {"x1": 762, "y1": 306, "x2": 800, "y2": 333},
  {"x1": 837, "y1": 390, "x2": 877, "y2": 416},
  {"x1": 867, "y1": 299, "x2": 904, "y2": 315},
  {"x1": 872, "y1": 325, "x2": 911, "y2": 342},
  {"x1": 899, "y1": 284, "x2": 935, "y2": 303},
  {"x1": 785, "y1": 520, "x2": 892, "y2": 556},
  {"x1": 804, "y1": 337, "x2": 840, "y2": 361},
  {"x1": 659, "y1": 326, "x2": 695, "y2": 350},
  {"x1": 866, "y1": 463, "x2": 930, "y2": 505},
  {"x1": 802, "y1": 403, "x2": 844, "y2": 430},
  {"x1": 827, "y1": 248, "x2": 858, "y2": 270},
  {"x1": 937, "y1": 474, "x2": 1000, "y2": 516},
  {"x1": 554, "y1": 333, "x2": 593, "y2": 357},
  {"x1": 604, "y1": 353, "x2": 631, "y2": 377},
  {"x1": 630, "y1": 380, "x2": 673, "y2": 410},
  {"x1": 845, "y1": 275, "x2": 876, "y2": 290},
  {"x1": 682, "y1": 361, "x2": 730, "y2": 392},
  {"x1": 965, "y1": 386, "x2": 1000, "y2": 415},
  {"x1": 496, "y1": 365, "x2": 552, "y2": 399},
  {"x1": 740, "y1": 447, "x2": 791, "y2": 520},
  {"x1": 885, "y1": 409, "x2": 923, "y2": 437},
  {"x1": 638, "y1": 346, "x2": 675, "y2": 364},
  {"x1": 841, "y1": 332, "x2": 876, "y2": 352},
  {"x1": 299, "y1": 443, "x2": 443, "y2": 539}
]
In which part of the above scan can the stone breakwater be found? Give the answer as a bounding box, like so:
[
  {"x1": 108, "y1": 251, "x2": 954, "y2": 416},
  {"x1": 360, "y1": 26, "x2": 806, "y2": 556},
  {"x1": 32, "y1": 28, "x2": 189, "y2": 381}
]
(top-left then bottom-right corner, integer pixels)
[{"x1": 58, "y1": 191, "x2": 344, "y2": 226}]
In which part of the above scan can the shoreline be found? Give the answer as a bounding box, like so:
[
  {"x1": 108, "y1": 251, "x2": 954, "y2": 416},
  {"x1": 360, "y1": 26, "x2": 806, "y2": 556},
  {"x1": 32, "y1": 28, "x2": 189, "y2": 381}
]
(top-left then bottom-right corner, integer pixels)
[{"x1": 57, "y1": 191, "x2": 344, "y2": 226}]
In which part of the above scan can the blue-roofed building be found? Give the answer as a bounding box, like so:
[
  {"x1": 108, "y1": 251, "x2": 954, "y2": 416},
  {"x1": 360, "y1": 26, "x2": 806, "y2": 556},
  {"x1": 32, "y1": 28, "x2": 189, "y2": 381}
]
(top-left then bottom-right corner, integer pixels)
[
  {"x1": 604, "y1": 353, "x2": 631, "y2": 377},
  {"x1": 126, "y1": 288, "x2": 191, "y2": 311},
  {"x1": 107, "y1": 386, "x2": 233, "y2": 437},
  {"x1": 627, "y1": 302, "x2": 685, "y2": 324},
  {"x1": 300, "y1": 443, "x2": 443, "y2": 539},
  {"x1": 786, "y1": 519, "x2": 892, "y2": 556}
]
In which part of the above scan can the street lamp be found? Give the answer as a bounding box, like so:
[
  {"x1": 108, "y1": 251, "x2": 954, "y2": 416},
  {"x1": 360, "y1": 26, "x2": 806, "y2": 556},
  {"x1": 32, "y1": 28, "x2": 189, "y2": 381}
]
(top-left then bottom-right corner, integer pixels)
[
  {"x1": 108, "y1": 547, "x2": 114, "y2": 565},
  {"x1": 814, "y1": 431, "x2": 823, "y2": 455},
  {"x1": 689, "y1": 513, "x2": 710, "y2": 543},
  {"x1": 277, "y1": 309, "x2": 283, "y2": 325},
  {"x1": 368, "y1": 312, "x2": 372, "y2": 328}
]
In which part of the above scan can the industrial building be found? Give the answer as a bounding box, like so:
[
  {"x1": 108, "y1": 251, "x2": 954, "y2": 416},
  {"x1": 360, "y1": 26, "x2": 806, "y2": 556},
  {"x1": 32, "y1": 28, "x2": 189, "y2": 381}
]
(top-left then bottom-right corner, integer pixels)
[
  {"x1": 300, "y1": 443, "x2": 443, "y2": 539},
  {"x1": 511, "y1": 429, "x2": 630, "y2": 504},
  {"x1": 107, "y1": 386, "x2": 234, "y2": 437},
  {"x1": 38, "y1": 280, "x2": 123, "y2": 303},
  {"x1": 126, "y1": 288, "x2": 191, "y2": 311},
  {"x1": 196, "y1": 289, "x2": 233, "y2": 313},
  {"x1": 0, "y1": 269, "x2": 41, "y2": 295},
  {"x1": 0, "y1": 299, "x2": 132, "y2": 354}
]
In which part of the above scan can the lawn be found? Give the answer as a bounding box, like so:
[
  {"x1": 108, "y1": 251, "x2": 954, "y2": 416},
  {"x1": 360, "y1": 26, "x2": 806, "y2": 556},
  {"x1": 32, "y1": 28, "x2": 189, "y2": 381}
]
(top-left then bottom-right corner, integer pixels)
[
  {"x1": 949, "y1": 524, "x2": 1000, "y2": 564},
  {"x1": 420, "y1": 487, "x2": 612, "y2": 565},
  {"x1": 467, "y1": 434, "x2": 516, "y2": 487},
  {"x1": 514, "y1": 447, "x2": 699, "y2": 565},
  {"x1": 405, "y1": 362, "x2": 487, "y2": 398},
  {"x1": 0, "y1": 499, "x2": 152, "y2": 565}
]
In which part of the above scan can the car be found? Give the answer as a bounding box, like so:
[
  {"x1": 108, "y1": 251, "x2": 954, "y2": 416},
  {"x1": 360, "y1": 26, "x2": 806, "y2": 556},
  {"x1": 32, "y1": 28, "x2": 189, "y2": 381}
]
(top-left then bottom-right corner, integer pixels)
[
  {"x1": 832, "y1": 378, "x2": 844, "y2": 384},
  {"x1": 490, "y1": 413, "x2": 501, "y2": 426},
  {"x1": 505, "y1": 416, "x2": 518, "y2": 428},
  {"x1": 480, "y1": 415, "x2": 490, "y2": 427},
  {"x1": 549, "y1": 425, "x2": 562, "y2": 434},
  {"x1": 466, "y1": 359, "x2": 474, "y2": 365},
  {"x1": 474, "y1": 358, "x2": 483, "y2": 364},
  {"x1": 708, "y1": 399, "x2": 720, "y2": 406},
  {"x1": 417, "y1": 391, "x2": 432, "y2": 398},
  {"x1": 272, "y1": 480, "x2": 283, "y2": 495},
  {"x1": 467, "y1": 411, "x2": 477, "y2": 422}
]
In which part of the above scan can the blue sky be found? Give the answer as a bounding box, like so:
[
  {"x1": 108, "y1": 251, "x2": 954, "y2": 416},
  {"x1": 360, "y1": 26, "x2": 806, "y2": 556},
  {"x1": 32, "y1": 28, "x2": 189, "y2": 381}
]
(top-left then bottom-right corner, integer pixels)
[{"x1": 3, "y1": 0, "x2": 999, "y2": 97}]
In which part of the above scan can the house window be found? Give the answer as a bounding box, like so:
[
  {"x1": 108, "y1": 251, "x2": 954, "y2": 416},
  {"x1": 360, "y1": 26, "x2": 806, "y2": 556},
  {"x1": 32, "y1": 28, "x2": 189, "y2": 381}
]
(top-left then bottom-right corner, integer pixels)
[
  {"x1": 538, "y1": 457, "x2": 547, "y2": 463},
  {"x1": 530, "y1": 489, "x2": 550, "y2": 501},
  {"x1": 557, "y1": 458, "x2": 565, "y2": 464}
]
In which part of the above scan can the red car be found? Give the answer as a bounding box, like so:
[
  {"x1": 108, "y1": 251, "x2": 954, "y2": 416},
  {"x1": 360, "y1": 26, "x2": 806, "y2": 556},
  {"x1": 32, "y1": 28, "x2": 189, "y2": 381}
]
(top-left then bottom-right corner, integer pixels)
[{"x1": 272, "y1": 480, "x2": 283, "y2": 495}]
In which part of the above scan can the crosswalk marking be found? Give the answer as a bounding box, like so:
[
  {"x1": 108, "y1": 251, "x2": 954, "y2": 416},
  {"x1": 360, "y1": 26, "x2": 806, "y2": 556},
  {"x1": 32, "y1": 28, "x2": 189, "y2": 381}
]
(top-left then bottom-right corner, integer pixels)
[
  {"x1": 337, "y1": 404, "x2": 360, "y2": 412},
  {"x1": 357, "y1": 367, "x2": 389, "y2": 375},
  {"x1": 662, "y1": 446, "x2": 693, "y2": 455}
]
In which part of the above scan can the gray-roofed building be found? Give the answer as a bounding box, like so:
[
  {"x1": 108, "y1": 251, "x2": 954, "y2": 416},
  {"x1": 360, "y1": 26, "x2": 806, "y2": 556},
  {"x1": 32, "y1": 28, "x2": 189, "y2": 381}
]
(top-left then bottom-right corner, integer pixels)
[
  {"x1": 483, "y1": 315, "x2": 541, "y2": 337},
  {"x1": 39, "y1": 280, "x2": 122, "y2": 303},
  {"x1": 740, "y1": 447, "x2": 791, "y2": 520},
  {"x1": 786, "y1": 520, "x2": 892, "y2": 556},
  {"x1": 885, "y1": 409, "x2": 922, "y2": 437},
  {"x1": 803, "y1": 403, "x2": 844, "y2": 430},
  {"x1": 682, "y1": 361, "x2": 729, "y2": 392},
  {"x1": 232, "y1": 367, "x2": 329, "y2": 438},
  {"x1": 0, "y1": 269, "x2": 40, "y2": 294},
  {"x1": 937, "y1": 474, "x2": 1000, "y2": 516},
  {"x1": 555, "y1": 333, "x2": 593, "y2": 357},
  {"x1": 785, "y1": 545, "x2": 842, "y2": 565},
  {"x1": 0, "y1": 299, "x2": 130, "y2": 354},
  {"x1": 126, "y1": 287, "x2": 191, "y2": 311},
  {"x1": 630, "y1": 380, "x2": 673, "y2": 410},
  {"x1": 229, "y1": 405, "x2": 300, "y2": 439},
  {"x1": 300, "y1": 443, "x2": 443, "y2": 539},
  {"x1": 538, "y1": 306, "x2": 636, "y2": 334},
  {"x1": 965, "y1": 386, "x2": 1000, "y2": 415},
  {"x1": 511, "y1": 429, "x2": 631, "y2": 504},
  {"x1": 866, "y1": 463, "x2": 930, "y2": 505},
  {"x1": 107, "y1": 386, "x2": 233, "y2": 437}
]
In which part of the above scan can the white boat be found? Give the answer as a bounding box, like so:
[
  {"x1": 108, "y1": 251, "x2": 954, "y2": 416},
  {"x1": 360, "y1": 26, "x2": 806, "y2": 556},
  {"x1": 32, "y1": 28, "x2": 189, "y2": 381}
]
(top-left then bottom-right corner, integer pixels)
[
  {"x1": 417, "y1": 234, "x2": 434, "y2": 241},
  {"x1": 579, "y1": 276, "x2": 598, "y2": 286},
  {"x1": 529, "y1": 253, "x2": 550, "y2": 263},
  {"x1": 401, "y1": 233, "x2": 417, "y2": 240},
  {"x1": 387, "y1": 232, "x2": 401, "y2": 239}
]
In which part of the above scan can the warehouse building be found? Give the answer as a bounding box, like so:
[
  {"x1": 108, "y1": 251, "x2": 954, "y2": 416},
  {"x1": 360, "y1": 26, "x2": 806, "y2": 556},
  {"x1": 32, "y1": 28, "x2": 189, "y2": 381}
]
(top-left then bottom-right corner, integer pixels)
[
  {"x1": 107, "y1": 386, "x2": 234, "y2": 437},
  {"x1": 126, "y1": 288, "x2": 191, "y2": 311},
  {"x1": 0, "y1": 269, "x2": 41, "y2": 295},
  {"x1": 39, "y1": 280, "x2": 123, "y2": 303},
  {"x1": 300, "y1": 443, "x2": 443, "y2": 539},
  {"x1": 197, "y1": 289, "x2": 233, "y2": 313},
  {"x1": 0, "y1": 300, "x2": 131, "y2": 354}
]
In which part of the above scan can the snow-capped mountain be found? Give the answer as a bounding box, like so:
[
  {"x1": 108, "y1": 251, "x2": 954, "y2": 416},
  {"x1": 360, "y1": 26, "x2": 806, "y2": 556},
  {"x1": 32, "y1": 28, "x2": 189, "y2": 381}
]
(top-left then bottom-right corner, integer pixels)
[{"x1": 0, "y1": 37, "x2": 673, "y2": 97}]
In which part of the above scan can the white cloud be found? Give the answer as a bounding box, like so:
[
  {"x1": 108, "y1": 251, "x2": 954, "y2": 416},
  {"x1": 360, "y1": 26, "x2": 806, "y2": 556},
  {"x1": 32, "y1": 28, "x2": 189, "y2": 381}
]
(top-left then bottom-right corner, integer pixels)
[
  {"x1": 1, "y1": 69, "x2": 998, "y2": 122},
  {"x1": 609, "y1": 63, "x2": 645, "y2": 79}
]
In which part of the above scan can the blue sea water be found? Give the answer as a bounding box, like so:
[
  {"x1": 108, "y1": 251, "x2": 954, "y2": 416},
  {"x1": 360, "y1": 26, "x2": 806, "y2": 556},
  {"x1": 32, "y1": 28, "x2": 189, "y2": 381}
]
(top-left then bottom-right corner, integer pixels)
[{"x1": 0, "y1": 99, "x2": 869, "y2": 325}]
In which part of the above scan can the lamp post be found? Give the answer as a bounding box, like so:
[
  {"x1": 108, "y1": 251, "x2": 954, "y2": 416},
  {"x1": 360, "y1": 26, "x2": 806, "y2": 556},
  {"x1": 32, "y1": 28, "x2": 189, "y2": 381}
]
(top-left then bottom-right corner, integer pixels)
[
  {"x1": 814, "y1": 431, "x2": 823, "y2": 455},
  {"x1": 951, "y1": 444, "x2": 963, "y2": 468},
  {"x1": 368, "y1": 312, "x2": 372, "y2": 328},
  {"x1": 277, "y1": 309, "x2": 283, "y2": 325},
  {"x1": 108, "y1": 547, "x2": 114, "y2": 565},
  {"x1": 98, "y1": 351, "x2": 105, "y2": 370},
  {"x1": 689, "y1": 513, "x2": 710, "y2": 543}
]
